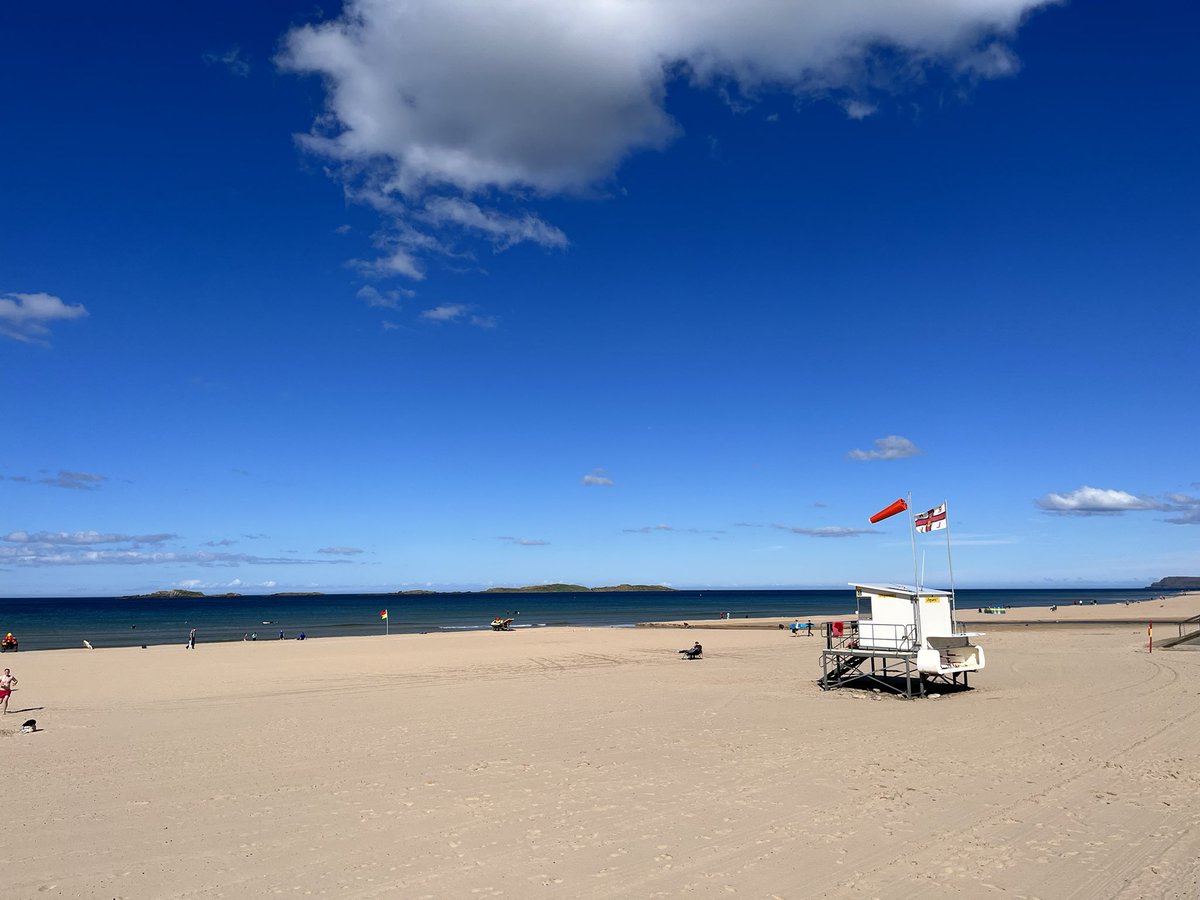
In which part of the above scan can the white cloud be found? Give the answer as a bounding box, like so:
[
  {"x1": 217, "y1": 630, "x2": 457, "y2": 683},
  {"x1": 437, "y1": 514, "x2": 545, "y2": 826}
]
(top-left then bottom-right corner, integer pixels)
[
  {"x1": 848, "y1": 435, "x2": 922, "y2": 461},
  {"x1": 356, "y1": 285, "x2": 412, "y2": 309},
  {"x1": 773, "y1": 524, "x2": 878, "y2": 537},
  {"x1": 3, "y1": 531, "x2": 175, "y2": 546},
  {"x1": 0, "y1": 547, "x2": 353, "y2": 567},
  {"x1": 317, "y1": 546, "x2": 365, "y2": 555},
  {"x1": 203, "y1": 47, "x2": 251, "y2": 77},
  {"x1": 0, "y1": 292, "x2": 89, "y2": 343},
  {"x1": 1036, "y1": 485, "x2": 1163, "y2": 516},
  {"x1": 498, "y1": 536, "x2": 549, "y2": 546},
  {"x1": 422, "y1": 198, "x2": 567, "y2": 250},
  {"x1": 419, "y1": 304, "x2": 496, "y2": 328},
  {"x1": 842, "y1": 99, "x2": 877, "y2": 120},
  {"x1": 1162, "y1": 493, "x2": 1200, "y2": 525},
  {"x1": 421, "y1": 304, "x2": 468, "y2": 322},
  {"x1": 582, "y1": 468, "x2": 614, "y2": 487},
  {"x1": 280, "y1": 0, "x2": 1049, "y2": 274}
]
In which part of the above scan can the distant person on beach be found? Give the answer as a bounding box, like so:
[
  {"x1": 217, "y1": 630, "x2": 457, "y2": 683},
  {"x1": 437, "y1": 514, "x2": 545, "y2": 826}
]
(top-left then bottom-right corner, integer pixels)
[
  {"x1": 297, "y1": 632, "x2": 306, "y2": 641},
  {"x1": 0, "y1": 667, "x2": 17, "y2": 714},
  {"x1": 251, "y1": 633, "x2": 257, "y2": 641},
  {"x1": 188, "y1": 628, "x2": 197, "y2": 650},
  {"x1": 279, "y1": 630, "x2": 285, "y2": 640},
  {"x1": 790, "y1": 621, "x2": 799, "y2": 636},
  {"x1": 805, "y1": 620, "x2": 814, "y2": 637}
]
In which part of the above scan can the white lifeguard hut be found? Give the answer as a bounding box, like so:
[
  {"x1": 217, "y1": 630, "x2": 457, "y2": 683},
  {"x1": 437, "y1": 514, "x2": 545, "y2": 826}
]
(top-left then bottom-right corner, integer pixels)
[{"x1": 817, "y1": 496, "x2": 985, "y2": 698}]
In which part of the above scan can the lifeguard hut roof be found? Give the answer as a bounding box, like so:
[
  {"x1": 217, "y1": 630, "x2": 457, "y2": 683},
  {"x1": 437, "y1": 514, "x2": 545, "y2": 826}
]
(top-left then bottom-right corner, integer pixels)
[{"x1": 850, "y1": 583, "x2": 951, "y2": 598}]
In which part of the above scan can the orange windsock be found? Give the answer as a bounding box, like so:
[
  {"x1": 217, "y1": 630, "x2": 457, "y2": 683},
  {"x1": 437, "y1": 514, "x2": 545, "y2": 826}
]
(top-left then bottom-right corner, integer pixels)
[{"x1": 869, "y1": 498, "x2": 908, "y2": 523}]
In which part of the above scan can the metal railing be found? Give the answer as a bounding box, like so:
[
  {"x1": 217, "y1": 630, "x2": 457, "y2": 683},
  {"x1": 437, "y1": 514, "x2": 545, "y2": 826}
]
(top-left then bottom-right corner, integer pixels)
[{"x1": 823, "y1": 620, "x2": 917, "y2": 653}]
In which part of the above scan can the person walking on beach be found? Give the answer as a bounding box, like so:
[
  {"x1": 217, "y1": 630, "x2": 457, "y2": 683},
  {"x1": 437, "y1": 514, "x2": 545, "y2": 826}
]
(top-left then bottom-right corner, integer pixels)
[
  {"x1": 805, "y1": 620, "x2": 814, "y2": 637},
  {"x1": 188, "y1": 627, "x2": 197, "y2": 650},
  {"x1": 0, "y1": 668, "x2": 17, "y2": 714}
]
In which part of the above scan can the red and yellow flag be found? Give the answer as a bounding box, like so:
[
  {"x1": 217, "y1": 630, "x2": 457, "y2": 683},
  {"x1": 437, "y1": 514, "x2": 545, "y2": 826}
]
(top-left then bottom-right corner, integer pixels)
[{"x1": 380, "y1": 609, "x2": 388, "y2": 620}]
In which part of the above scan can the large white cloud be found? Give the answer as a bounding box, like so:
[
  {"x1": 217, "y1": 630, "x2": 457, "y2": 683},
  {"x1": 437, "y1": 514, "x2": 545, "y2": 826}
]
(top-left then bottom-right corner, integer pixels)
[
  {"x1": 1036, "y1": 485, "x2": 1163, "y2": 516},
  {"x1": 280, "y1": 0, "x2": 1050, "y2": 273}
]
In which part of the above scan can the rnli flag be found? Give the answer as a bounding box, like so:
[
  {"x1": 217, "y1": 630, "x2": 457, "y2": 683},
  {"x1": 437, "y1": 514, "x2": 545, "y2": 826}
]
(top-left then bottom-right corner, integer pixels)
[
  {"x1": 914, "y1": 503, "x2": 948, "y2": 533},
  {"x1": 380, "y1": 609, "x2": 388, "y2": 620}
]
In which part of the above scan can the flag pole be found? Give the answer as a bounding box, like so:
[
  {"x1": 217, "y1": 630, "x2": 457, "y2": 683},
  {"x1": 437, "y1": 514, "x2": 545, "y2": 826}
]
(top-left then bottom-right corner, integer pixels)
[
  {"x1": 908, "y1": 491, "x2": 922, "y2": 651},
  {"x1": 943, "y1": 499, "x2": 958, "y2": 627},
  {"x1": 909, "y1": 491, "x2": 920, "y2": 594}
]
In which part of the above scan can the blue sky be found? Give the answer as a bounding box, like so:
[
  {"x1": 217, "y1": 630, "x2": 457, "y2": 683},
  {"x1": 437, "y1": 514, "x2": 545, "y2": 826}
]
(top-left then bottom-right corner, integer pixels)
[{"x1": 2, "y1": 0, "x2": 1197, "y2": 596}]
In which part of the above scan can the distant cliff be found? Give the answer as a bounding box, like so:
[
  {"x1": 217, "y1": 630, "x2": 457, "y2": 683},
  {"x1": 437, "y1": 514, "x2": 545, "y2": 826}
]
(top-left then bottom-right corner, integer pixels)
[{"x1": 1148, "y1": 576, "x2": 1200, "y2": 590}]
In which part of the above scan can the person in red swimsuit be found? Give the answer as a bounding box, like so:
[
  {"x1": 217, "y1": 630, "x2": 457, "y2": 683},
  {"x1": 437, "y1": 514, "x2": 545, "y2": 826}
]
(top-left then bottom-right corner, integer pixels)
[{"x1": 0, "y1": 667, "x2": 17, "y2": 714}]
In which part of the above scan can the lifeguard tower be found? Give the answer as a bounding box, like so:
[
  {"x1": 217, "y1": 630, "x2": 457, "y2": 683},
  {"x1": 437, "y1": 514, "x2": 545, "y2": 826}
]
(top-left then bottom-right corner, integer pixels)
[{"x1": 819, "y1": 583, "x2": 985, "y2": 699}]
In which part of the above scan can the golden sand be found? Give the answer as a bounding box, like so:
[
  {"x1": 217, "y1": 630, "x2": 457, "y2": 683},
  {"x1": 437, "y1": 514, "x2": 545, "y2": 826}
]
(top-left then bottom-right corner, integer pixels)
[{"x1": 3, "y1": 607, "x2": 1199, "y2": 898}]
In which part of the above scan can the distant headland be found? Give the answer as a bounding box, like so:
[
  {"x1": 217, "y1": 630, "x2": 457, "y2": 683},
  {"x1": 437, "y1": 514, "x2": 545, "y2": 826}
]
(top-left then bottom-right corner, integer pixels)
[
  {"x1": 1147, "y1": 576, "x2": 1200, "y2": 590},
  {"x1": 117, "y1": 584, "x2": 674, "y2": 599}
]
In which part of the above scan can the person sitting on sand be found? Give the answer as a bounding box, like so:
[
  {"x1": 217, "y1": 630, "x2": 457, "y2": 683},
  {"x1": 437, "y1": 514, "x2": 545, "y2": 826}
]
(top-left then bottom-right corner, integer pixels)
[{"x1": 679, "y1": 642, "x2": 703, "y2": 659}]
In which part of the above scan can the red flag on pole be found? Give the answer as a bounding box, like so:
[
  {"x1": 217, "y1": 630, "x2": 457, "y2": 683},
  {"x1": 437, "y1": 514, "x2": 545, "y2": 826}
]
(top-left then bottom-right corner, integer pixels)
[{"x1": 869, "y1": 498, "x2": 908, "y2": 523}]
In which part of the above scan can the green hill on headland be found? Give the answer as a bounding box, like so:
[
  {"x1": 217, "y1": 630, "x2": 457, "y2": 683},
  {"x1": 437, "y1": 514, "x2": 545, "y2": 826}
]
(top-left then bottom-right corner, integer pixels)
[
  {"x1": 117, "y1": 589, "x2": 213, "y2": 599},
  {"x1": 1148, "y1": 576, "x2": 1200, "y2": 590}
]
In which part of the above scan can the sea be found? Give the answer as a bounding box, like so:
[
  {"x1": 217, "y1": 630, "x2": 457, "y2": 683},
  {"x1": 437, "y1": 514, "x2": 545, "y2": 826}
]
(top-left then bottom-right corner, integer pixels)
[{"x1": 0, "y1": 587, "x2": 1174, "y2": 652}]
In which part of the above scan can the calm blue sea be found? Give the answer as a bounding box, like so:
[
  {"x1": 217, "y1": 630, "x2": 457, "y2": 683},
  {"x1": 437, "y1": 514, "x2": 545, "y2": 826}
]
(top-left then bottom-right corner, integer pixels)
[{"x1": 0, "y1": 587, "x2": 1173, "y2": 651}]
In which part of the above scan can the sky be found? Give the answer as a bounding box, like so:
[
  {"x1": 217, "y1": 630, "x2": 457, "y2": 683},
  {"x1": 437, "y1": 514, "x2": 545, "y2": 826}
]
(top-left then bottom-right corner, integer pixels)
[{"x1": 1, "y1": 0, "x2": 1197, "y2": 596}]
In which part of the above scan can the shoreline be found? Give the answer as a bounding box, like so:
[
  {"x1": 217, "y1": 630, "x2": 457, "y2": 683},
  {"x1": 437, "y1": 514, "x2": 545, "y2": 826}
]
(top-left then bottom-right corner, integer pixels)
[
  {"x1": 5, "y1": 590, "x2": 1196, "y2": 655},
  {"x1": 638, "y1": 590, "x2": 1200, "y2": 630}
]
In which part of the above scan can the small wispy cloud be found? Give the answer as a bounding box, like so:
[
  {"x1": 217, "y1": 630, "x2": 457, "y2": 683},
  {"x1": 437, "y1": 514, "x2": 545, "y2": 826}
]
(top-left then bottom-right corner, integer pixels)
[
  {"x1": 3, "y1": 531, "x2": 175, "y2": 546},
  {"x1": 422, "y1": 197, "x2": 568, "y2": 251},
  {"x1": 1162, "y1": 493, "x2": 1200, "y2": 525},
  {"x1": 1036, "y1": 485, "x2": 1162, "y2": 517},
  {"x1": 623, "y1": 524, "x2": 725, "y2": 535},
  {"x1": 0, "y1": 547, "x2": 352, "y2": 568},
  {"x1": 357, "y1": 285, "x2": 413, "y2": 309},
  {"x1": 848, "y1": 435, "x2": 922, "y2": 461},
  {"x1": 582, "y1": 468, "x2": 614, "y2": 487},
  {"x1": 202, "y1": 539, "x2": 239, "y2": 548},
  {"x1": 842, "y1": 99, "x2": 877, "y2": 120},
  {"x1": 317, "y1": 546, "x2": 364, "y2": 556},
  {"x1": 419, "y1": 304, "x2": 497, "y2": 328},
  {"x1": 772, "y1": 524, "x2": 879, "y2": 538},
  {"x1": 202, "y1": 47, "x2": 250, "y2": 77},
  {"x1": 4, "y1": 470, "x2": 110, "y2": 491},
  {"x1": 0, "y1": 292, "x2": 89, "y2": 344},
  {"x1": 498, "y1": 536, "x2": 549, "y2": 546}
]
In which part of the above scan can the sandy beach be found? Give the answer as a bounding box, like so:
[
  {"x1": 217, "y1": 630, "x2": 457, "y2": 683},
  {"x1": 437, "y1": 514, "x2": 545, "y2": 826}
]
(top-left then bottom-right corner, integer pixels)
[{"x1": 3, "y1": 616, "x2": 1200, "y2": 898}]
